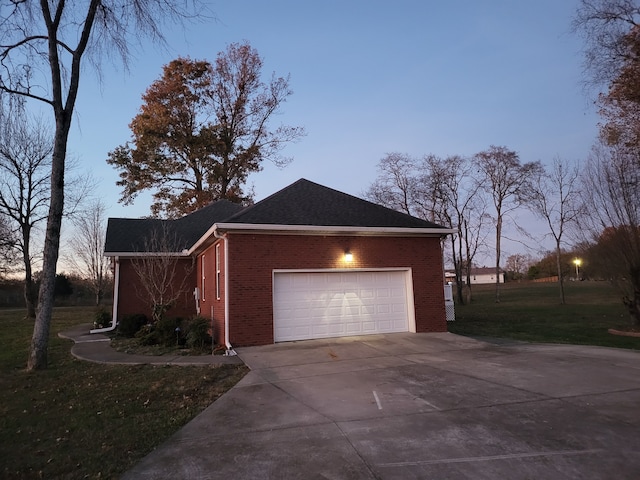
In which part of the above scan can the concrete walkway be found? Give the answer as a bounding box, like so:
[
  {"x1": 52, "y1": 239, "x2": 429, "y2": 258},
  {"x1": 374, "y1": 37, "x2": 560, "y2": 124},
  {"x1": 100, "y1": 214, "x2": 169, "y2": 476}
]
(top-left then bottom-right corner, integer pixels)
[
  {"x1": 119, "y1": 332, "x2": 640, "y2": 479},
  {"x1": 58, "y1": 323, "x2": 243, "y2": 365}
]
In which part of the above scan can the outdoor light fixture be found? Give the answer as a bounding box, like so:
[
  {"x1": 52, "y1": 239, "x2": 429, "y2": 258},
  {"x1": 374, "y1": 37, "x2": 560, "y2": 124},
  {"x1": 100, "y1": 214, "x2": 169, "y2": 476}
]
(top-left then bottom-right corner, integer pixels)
[
  {"x1": 344, "y1": 249, "x2": 353, "y2": 262},
  {"x1": 573, "y1": 258, "x2": 581, "y2": 279}
]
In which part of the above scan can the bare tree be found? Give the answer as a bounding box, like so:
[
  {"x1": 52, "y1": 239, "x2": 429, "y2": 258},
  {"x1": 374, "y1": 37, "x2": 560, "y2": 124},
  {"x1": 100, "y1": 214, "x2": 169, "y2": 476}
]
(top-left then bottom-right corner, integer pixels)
[
  {"x1": 65, "y1": 201, "x2": 111, "y2": 306},
  {"x1": 504, "y1": 253, "x2": 533, "y2": 281},
  {"x1": 573, "y1": 0, "x2": 640, "y2": 90},
  {"x1": 0, "y1": 212, "x2": 18, "y2": 276},
  {"x1": 580, "y1": 141, "x2": 640, "y2": 325},
  {"x1": 131, "y1": 224, "x2": 194, "y2": 324},
  {"x1": 419, "y1": 154, "x2": 488, "y2": 304},
  {"x1": 366, "y1": 153, "x2": 489, "y2": 305},
  {"x1": 474, "y1": 145, "x2": 543, "y2": 302},
  {"x1": 364, "y1": 153, "x2": 419, "y2": 216},
  {"x1": 530, "y1": 157, "x2": 584, "y2": 304},
  {"x1": 0, "y1": 0, "x2": 202, "y2": 370},
  {"x1": 0, "y1": 99, "x2": 52, "y2": 318}
]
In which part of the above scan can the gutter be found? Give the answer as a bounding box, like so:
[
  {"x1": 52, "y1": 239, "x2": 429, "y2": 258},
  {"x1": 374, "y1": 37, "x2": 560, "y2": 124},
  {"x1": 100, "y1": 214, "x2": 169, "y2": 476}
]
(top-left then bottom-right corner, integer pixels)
[
  {"x1": 102, "y1": 251, "x2": 190, "y2": 258},
  {"x1": 213, "y1": 223, "x2": 456, "y2": 237},
  {"x1": 187, "y1": 223, "x2": 456, "y2": 257},
  {"x1": 90, "y1": 256, "x2": 120, "y2": 334},
  {"x1": 212, "y1": 225, "x2": 236, "y2": 356}
]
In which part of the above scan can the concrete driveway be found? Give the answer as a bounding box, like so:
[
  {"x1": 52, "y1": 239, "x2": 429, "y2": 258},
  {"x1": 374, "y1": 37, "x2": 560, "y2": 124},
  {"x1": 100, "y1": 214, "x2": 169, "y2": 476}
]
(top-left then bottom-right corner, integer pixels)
[{"x1": 122, "y1": 333, "x2": 640, "y2": 479}]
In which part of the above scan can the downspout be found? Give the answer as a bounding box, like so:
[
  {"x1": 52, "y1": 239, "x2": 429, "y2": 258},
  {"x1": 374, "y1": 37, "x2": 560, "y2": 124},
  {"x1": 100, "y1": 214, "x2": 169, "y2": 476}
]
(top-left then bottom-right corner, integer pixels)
[
  {"x1": 213, "y1": 226, "x2": 236, "y2": 356},
  {"x1": 90, "y1": 256, "x2": 119, "y2": 334}
]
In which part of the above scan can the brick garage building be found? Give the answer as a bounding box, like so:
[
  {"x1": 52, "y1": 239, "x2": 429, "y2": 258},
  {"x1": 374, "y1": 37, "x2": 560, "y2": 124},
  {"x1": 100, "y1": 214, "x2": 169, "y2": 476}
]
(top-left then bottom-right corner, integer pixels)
[{"x1": 103, "y1": 179, "x2": 453, "y2": 349}]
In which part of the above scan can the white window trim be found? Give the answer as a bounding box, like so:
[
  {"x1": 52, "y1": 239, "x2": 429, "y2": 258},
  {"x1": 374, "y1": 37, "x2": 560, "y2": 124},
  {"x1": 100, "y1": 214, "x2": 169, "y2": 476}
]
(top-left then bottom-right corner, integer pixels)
[
  {"x1": 216, "y1": 244, "x2": 221, "y2": 300},
  {"x1": 201, "y1": 254, "x2": 206, "y2": 302}
]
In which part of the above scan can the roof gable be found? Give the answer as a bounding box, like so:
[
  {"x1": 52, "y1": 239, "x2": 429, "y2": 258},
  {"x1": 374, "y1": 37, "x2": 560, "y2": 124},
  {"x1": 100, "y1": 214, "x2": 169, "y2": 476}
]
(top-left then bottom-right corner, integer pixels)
[{"x1": 223, "y1": 178, "x2": 445, "y2": 229}]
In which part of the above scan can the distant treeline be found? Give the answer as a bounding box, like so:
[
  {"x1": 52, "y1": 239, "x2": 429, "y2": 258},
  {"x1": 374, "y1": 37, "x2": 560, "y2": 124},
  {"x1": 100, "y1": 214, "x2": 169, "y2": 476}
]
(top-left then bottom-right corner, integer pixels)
[{"x1": 0, "y1": 275, "x2": 113, "y2": 308}]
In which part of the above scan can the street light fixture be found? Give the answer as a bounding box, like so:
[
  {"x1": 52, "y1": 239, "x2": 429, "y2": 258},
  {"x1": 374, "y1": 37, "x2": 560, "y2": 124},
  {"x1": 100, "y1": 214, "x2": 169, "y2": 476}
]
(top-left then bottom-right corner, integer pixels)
[{"x1": 573, "y1": 258, "x2": 581, "y2": 280}]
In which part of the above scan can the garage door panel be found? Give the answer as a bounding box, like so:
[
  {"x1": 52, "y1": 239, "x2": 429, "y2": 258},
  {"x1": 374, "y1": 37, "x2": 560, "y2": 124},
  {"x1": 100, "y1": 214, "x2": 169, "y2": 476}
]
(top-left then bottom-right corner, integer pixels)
[
  {"x1": 392, "y1": 303, "x2": 407, "y2": 313},
  {"x1": 274, "y1": 270, "x2": 410, "y2": 342}
]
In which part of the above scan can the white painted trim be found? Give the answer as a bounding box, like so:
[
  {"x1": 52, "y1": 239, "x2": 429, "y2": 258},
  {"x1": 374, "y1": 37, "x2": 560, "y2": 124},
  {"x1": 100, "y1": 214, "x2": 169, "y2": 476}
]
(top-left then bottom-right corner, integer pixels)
[
  {"x1": 215, "y1": 222, "x2": 455, "y2": 237},
  {"x1": 117, "y1": 223, "x2": 455, "y2": 258},
  {"x1": 404, "y1": 268, "x2": 417, "y2": 333},
  {"x1": 271, "y1": 267, "x2": 417, "y2": 339},
  {"x1": 187, "y1": 222, "x2": 219, "y2": 255},
  {"x1": 211, "y1": 226, "x2": 235, "y2": 355},
  {"x1": 272, "y1": 267, "x2": 411, "y2": 274},
  {"x1": 91, "y1": 257, "x2": 120, "y2": 334},
  {"x1": 104, "y1": 251, "x2": 190, "y2": 258}
]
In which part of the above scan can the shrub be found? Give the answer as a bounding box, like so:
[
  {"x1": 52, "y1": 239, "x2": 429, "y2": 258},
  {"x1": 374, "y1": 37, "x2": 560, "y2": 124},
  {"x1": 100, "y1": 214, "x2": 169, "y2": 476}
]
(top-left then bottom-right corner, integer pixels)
[
  {"x1": 154, "y1": 316, "x2": 184, "y2": 347},
  {"x1": 118, "y1": 313, "x2": 148, "y2": 338},
  {"x1": 134, "y1": 324, "x2": 157, "y2": 346},
  {"x1": 184, "y1": 316, "x2": 212, "y2": 350},
  {"x1": 94, "y1": 308, "x2": 112, "y2": 329}
]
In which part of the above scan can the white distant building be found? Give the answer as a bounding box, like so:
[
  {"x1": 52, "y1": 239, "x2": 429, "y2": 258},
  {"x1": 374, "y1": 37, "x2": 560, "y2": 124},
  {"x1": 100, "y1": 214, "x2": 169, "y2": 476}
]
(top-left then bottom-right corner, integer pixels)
[{"x1": 445, "y1": 267, "x2": 505, "y2": 285}]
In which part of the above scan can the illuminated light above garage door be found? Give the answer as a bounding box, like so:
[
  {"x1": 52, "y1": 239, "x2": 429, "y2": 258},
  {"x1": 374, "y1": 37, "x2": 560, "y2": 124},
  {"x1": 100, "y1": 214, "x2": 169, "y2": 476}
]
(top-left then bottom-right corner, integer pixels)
[{"x1": 344, "y1": 249, "x2": 353, "y2": 262}]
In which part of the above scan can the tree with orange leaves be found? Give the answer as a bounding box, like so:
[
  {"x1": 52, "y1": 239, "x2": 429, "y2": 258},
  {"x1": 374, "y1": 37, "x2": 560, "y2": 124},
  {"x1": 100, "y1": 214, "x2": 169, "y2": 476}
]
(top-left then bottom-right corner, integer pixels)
[{"x1": 107, "y1": 42, "x2": 305, "y2": 218}]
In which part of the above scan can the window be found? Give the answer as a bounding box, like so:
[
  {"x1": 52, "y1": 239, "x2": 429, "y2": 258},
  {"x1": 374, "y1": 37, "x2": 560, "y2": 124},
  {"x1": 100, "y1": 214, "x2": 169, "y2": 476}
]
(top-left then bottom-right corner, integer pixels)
[
  {"x1": 201, "y1": 255, "x2": 206, "y2": 302},
  {"x1": 216, "y1": 244, "x2": 221, "y2": 300}
]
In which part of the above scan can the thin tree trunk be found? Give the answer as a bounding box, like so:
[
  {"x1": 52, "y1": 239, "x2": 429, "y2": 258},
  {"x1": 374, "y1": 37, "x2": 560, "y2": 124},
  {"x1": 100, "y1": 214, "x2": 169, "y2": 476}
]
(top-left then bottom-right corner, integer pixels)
[
  {"x1": 625, "y1": 268, "x2": 640, "y2": 327},
  {"x1": 465, "y1": 258, "x2": 473, "y2": 304},
  {"x1": 464, "y1": 229, "x2": 473, "y2": 304},
  {"x1": 22, "y1": 230, "x2": 36, "y2": 318},
  {"x1": 555, "y1": 240, "x2": 565, "y2": 305},
  {"x1": 452, "y1": 239, "x2": 464, "y2": 305},
  {"x1": 495, "y1": 215, "x2": 502, "y2": 303}
]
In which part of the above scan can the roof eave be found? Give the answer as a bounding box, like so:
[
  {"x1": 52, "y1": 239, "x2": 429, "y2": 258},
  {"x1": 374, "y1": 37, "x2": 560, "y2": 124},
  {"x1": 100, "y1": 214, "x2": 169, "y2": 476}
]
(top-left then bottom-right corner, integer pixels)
[
  {"x1": 103, "y1": 251, "x2": 191, "y2": 258},
  {"x1": 213, "y1": 222, "x2": 456, "y2": 237},
  {"x1": 186, "y1": 223, "x2": 222, "y2": 256}
]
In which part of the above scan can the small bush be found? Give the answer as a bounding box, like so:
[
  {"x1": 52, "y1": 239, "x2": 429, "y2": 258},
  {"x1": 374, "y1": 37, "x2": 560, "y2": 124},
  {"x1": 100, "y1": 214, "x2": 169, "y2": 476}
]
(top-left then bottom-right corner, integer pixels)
[
  {"x1": 184, "y1": 316, "x2": 212, "y2": 349},
  {"x1": 154, "y1": 316, "x2": 184, "y2": 346},
  {"x1": 134, "y1": 324, "x2": 157, "y2": 346},
  {"x1": 118, "y1": 313, "x2": 148, "y2": 338},
  {"x1": 94, "y1": 308, "x2": 112, "y2": 329}
]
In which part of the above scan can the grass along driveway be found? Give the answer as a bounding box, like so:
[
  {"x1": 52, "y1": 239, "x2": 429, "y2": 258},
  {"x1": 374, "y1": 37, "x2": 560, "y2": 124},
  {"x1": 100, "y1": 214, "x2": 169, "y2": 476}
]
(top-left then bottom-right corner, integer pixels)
[
  {"x1": 0, "y1": 307, "x2": 247, "y2": 479},
  {"x1": 449, "y1": 281, "x2": 640, "y2": 349}
]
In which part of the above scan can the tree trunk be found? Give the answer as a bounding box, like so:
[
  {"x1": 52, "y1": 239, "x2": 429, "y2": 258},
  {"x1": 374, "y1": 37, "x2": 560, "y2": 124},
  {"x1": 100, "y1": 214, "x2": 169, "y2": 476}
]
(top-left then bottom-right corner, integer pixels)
[
  {"x1": 451, "y1": 240, "x2": 464, "y2": 305},
  {"x1": 464, "y1": 238, "x2": 473, "y2": 304},
  {"x1": 623, "y1": 293, "x2": 640, "y2": 327},
  {"x1": 27, "y1": 118, "x2": 69, "y2": 370},
  {"x1": 24, "y1": 276, "x2": 37, "y2": 319},
  {"x1": 465, "y1": 261, "x2": 473, "y2": 305},
  {"x1": 555, "y1": 240, "x2": 565, "y2": 305},
  {"x1": 625, "y1": 267, "x2": 640, "y2": 327},
  {"x1": 22, "y1": 234, "x2": 36, "y2": 318},
  {"x1": 495, "y1": 215, "x2": 502, "y2": 303}
]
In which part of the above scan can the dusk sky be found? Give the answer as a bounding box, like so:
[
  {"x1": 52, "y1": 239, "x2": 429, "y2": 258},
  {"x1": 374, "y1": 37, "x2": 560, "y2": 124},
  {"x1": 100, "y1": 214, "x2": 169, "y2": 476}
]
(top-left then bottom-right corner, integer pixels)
[{"x1": 61, "y1": 0, "x2": 599, "y2": 265}]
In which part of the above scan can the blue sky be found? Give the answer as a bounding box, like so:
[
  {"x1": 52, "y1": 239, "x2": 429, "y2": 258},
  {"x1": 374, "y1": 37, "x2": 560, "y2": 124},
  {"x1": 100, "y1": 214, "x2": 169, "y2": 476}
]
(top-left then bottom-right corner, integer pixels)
[{"x1": 64, "y1": 0, "x2": 599, "y2": 264}]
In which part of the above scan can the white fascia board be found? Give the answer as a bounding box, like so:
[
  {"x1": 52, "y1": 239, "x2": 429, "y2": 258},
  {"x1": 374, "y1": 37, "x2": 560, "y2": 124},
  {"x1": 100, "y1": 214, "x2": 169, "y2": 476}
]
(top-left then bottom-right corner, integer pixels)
[
  {"x1": 186, "y1": 223, "x2": 220, "y2": 255},
  {"x1": 213, "y1": 222, "x2": 456, "y2": 236},
  {"x1": 103, "y1": 251, "x2": 190, "y2": 258}
]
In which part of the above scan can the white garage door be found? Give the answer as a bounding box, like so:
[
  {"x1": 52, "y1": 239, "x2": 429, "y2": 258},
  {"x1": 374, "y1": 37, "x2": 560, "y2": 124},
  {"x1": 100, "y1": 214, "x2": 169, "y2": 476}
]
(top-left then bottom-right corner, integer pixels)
[{"x1": 273, "y1": 270, "x2": 412, "y2": 342}]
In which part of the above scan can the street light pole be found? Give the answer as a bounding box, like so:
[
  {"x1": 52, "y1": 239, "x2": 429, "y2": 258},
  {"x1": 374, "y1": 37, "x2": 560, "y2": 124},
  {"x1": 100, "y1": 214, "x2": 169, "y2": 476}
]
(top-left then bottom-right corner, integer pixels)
[{"x1": 574, "y1": 258, "x2": 581, "y2": 280}]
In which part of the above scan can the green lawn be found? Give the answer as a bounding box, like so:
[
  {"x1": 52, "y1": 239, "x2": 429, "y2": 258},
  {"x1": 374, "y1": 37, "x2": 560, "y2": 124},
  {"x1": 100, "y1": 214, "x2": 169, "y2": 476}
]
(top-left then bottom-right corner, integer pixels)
[
  {"x1": 448, "y1": 281, "x2": 640, "y2": 349},
  {"x1": 0, "y1": 307, "x2": 248, "y2": 479}
]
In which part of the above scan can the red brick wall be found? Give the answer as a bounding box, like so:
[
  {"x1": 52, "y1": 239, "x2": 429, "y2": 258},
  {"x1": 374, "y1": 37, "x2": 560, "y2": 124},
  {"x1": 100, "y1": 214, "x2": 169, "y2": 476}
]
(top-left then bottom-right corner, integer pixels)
[
  {"x1": 115, "y1": 257, "x2": 197, "y2": 322},
  {"x1": 198, "y1": 241, "x2": 226, "y2": 345},
  {"x1": 226, "y1": 234, "x2": 447, "y2": 347}
]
